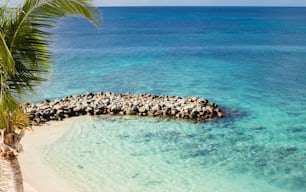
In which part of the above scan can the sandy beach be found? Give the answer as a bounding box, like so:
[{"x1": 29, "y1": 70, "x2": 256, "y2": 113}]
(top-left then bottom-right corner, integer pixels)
[{"x1": 19, "y1": 118, "x2": 79, "y2": 192}]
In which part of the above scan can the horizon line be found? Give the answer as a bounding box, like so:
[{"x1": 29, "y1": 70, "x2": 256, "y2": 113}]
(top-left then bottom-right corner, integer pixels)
[{"x1": 97, "y1": 5, "x2": 306, "y2": 8}]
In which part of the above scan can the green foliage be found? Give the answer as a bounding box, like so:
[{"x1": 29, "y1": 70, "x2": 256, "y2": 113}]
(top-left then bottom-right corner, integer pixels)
[
  {"x1": 0, "y1": 92, "x2": 17, "y2": 130},
  {"x1": 0, "y1": 102, "x2": 31, "y2": 131},
  {"x1": 0, "y1": 0, "x2": 100, "y2": 131},
  {"x1": 0, "y1": 29, "x2": 15, "y2": 77},
  {"x1": 1, "y1": 0, "x2": 100, "y2": 95}
]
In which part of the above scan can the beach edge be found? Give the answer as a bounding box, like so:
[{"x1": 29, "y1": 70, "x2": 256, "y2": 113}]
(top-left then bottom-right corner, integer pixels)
[{"x1": 19, "y1": 118, "x2": 79, "y2": 192}]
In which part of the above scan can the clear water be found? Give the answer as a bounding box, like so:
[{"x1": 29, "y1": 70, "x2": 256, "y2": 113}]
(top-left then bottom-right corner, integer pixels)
[{"x1": 33, "y1": 7, "x2": 306, "y2": 192}]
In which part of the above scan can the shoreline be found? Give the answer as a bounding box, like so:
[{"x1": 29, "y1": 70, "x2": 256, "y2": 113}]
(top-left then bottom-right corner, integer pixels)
[
  {"x1": 19, "y1": 90, "x2": 223, "y2": 192},
  {"x1": 19, "y1": 118, "x2": 79, "y2": 192}
]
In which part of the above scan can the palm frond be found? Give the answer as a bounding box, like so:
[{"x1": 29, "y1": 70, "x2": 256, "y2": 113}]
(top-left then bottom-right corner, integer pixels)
[
  {"x1": 10, "y1": 105, "x2": 31, "y2": 131},
  {"x1": 0, "y1": 32, "x2": 15, "y2": 80},
  {"x1": 0, "y1": 92, "x2": 18, "y2": 129},
  {"x1": 4, "y1": 0, "x2": 100, "y2": 94}
]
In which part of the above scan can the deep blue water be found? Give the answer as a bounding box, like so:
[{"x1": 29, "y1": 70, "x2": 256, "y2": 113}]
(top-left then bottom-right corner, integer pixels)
[{"x1": 33, "y1": 7, "x2": 306, "y2": 192}]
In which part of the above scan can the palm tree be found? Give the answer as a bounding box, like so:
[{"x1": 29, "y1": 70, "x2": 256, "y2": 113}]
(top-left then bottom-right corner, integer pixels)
[{"x1": 0, "y1": 0, "x2": 100, "y2": 191}]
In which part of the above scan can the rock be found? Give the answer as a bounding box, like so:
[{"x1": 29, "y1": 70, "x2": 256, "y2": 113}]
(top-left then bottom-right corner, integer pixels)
[
  {"x1": 94, "y1": 109, "x2": 103, "y2": 115},
  {"x1": 191, "y1": 96, "x2": 198, "y2": 102},
  {"x1": 119, "y1": 111, "x2": 125, "y2": 115},
  {"x1": 154, "y1": 111, "x2": 163, "y2": 116},
  {"x1": 184, "y1": 106, "x2": 193, "y2": 113},
  {"x1": 73, "y1": 106, "x2": 81, "y2": 112},
  {"x1": 126, "y1": 108, "x2": 134, "y2": 115},
  {"x1": 23, "y1": 91, "x2": 223, "y2": 124},
  {"x1": 217, "y1": 111, "x2": 223, "y2": 118},
  {"x1": 139, "y1": 106, "x2": 146, "y2": 113},
  {"x1": 147, "y1": 111, "x2": 155, "y2": 116},
  {"x1": 85, "y1": 106, "x2": 93, "y2": 113},
  {"x1": 111, "y1": 105, "x2": 121, "y2": 114},
  {"x1": 205, "y1": 105, "x2": 213, "y2": 113},
  {"x1": 170, "y1": 109, "x2": 178, "y2": 116},
  {"x1": 152, "y1": 104, "x2": 161, "y2": 111},
  {"x1": 28, "y1": 114, "x2": 35, "y2": 120},
  {"x1": 162, "y1": 107, "x2": 170, "y2": 116},
  {"x1": 102, "y1": 99, "x2": 110, "y2": 105},
  {"x1": 199, "y1": 98, "x2": 208, "y2": 104},
  {"x1": 132, "y1": 106, "x2": 139, "y2": 113},
  {"x1": 34, "y1": 118, "x2": 41, "y2": 124},
  {"x1": 53, "y1": 104, "x2": 66, "y2": 111}
]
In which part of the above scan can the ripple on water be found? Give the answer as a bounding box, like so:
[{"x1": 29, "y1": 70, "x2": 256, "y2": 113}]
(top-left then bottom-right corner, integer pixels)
[{"x1": 44, "y1": 116, "x2": 306, "y2": 192}]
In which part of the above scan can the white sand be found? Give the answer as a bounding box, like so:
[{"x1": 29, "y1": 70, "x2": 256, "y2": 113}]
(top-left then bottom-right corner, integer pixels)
[{"x1": 19, "y1": 118, "x2": 79, "y2": 192}]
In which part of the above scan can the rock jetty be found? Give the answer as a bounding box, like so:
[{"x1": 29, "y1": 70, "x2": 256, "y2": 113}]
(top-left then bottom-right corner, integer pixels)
[{"x1": 23, "y1": 92, "x2": 223, "y2": 125}]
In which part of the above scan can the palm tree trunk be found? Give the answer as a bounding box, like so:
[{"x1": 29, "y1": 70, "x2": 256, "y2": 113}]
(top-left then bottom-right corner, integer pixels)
[{"x1": 0, "y1": 156, "x2": 24, "y2": 192}]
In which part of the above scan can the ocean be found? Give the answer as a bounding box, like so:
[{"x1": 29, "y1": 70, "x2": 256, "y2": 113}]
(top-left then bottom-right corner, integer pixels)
[{"x1": 32, "y1": 7, "x2": 306, "y2": 192}]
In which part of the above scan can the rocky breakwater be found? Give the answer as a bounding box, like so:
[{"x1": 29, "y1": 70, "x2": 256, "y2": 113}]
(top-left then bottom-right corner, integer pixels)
[{"x1": 23, "y1": 92, "x2": 223, "y2": 125}]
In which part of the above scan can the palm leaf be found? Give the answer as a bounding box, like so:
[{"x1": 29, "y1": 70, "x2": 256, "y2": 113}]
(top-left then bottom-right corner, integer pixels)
[
  {"x1": 0, "y1": 92, "x2": 18, "y2": 129},
  {"x1": 10, "y1": 105, "x2": 31, "y2": 131},
  {"x1": 4, "y1": 0, "x2": 100, "y2": 94},
  {"x1": 0, "y1": 32, "x2": 15, "y2": 81},
  {"x1": 1, "y1": 0, "x2": 100, "y2": 131}
]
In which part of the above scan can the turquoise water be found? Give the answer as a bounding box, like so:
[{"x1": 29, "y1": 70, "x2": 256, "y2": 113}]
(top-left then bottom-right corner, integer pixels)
[{"x1": 33, "y1": 7, "x2": 306, "y2": 191}]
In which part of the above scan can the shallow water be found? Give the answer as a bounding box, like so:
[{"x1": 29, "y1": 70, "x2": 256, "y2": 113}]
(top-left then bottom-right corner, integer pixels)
[
  {"x1": 31, "y1": 7, "x2": 306, "y2": 192},
  {"x1": 44, "y1": 116, "x2": 305, "y2": 192}
]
